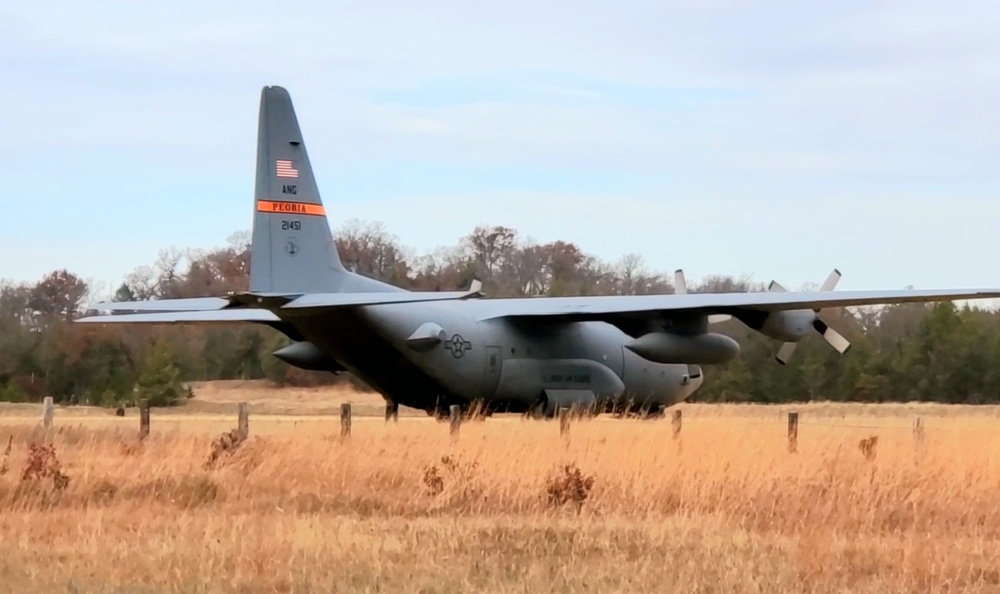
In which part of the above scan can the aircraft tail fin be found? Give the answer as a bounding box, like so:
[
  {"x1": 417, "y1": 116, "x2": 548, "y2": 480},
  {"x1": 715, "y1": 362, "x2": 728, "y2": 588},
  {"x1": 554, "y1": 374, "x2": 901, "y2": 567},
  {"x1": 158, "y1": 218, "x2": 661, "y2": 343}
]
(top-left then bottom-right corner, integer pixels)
[{"x1": 249, "y1": 85, "x2": 346, "y2": 293}]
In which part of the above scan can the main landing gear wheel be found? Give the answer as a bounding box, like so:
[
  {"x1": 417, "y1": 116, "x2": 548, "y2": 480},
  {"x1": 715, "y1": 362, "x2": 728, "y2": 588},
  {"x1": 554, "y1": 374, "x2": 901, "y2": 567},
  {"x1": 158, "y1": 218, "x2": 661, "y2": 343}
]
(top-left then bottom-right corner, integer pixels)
[
  {"x1": 522, "y1": 397, "x2": 547, "y2": 420},
  {"x1": 635, "y1": 404, "x2": 664, "y2": 420}
]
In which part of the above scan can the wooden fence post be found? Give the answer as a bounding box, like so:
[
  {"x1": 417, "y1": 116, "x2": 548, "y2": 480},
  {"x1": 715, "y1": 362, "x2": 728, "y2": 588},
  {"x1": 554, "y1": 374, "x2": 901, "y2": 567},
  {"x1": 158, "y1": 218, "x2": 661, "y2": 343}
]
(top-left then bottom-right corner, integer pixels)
[
  {"x1": 559, "y1": 407, "x2": 570, "y2": 436},
  {"x1": 237, "y1": 402, "x2": 249, "y2": 439},
  {"x1": 672, "y1": 409, "x2": 682, "y2": 440},
  {"x1": 449, "y1": 405, "x2": 461, "y2": 438},
  {"x1": 138, "y1": 399, "x2": 150, "y2": 440},
  {"x1": 340, "y1": 403, "x2": 352, "y2": 438},
  {"x1": 42, "y1": 397, "x2": 54, "y2": 430},
  {"x1": 787, "y1": 411, "x2": 798, "y2": 453},
  {"x1": 913, "y1": 416, "x2": 924, "y2": 460},
  {"x1": 385, "y1": 401, "x2": 398, "y2": 424}
]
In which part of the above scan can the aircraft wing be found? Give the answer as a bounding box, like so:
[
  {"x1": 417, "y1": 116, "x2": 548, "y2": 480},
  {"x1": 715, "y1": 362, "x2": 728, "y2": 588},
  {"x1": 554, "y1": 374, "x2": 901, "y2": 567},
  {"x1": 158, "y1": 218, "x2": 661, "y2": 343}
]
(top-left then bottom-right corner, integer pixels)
[{"x1": 476, "y1": 288, "x2": 1000, "y2": 321}]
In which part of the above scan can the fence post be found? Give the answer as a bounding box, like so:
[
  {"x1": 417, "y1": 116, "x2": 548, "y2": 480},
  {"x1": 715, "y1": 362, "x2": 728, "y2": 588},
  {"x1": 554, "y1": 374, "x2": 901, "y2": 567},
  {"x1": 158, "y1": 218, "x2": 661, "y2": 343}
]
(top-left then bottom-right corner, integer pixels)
[
  {"x1": 672, "y1": 409, "x2": 682, "y2": 440},
  {"x1": 559, "y1": 407, "x2": 570, "y2": 436},
  {"x1": 449, "y1": 405, "x2": 461, "y2": 439},
  {"x1": 42, "y1": 397, "x2": 54, "y2": 430},
  {"x1": 787, "y1": 411, "x2": 798, "y2": 453},
  {"x1": 138, "y1": 399, "x2": 150, "y2": 440},
  {"x1": 385, "y1": 401, "x2": 398, "y2": 424},
  {"x1": 913, "y1": 416, "x2": 924, "y2": 460},
  {"x1": 340, "y1": 403, "x2": 351, "y2": 438},
  {"x1": 237, "y1": 402, "x2": 249, "y2": 439}
]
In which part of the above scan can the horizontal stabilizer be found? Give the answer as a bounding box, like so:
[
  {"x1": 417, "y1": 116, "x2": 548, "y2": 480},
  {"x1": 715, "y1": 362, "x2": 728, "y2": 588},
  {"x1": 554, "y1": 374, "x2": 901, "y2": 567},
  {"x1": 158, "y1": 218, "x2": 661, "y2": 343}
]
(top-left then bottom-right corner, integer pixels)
[
  {"x1": 280, "y1": 287, "x2": 483, "y2": 311},
  {"x1": 82, "y1": 282, "x2": 485, "y2": 320},
  {"x1": 76, "y1": 309, "x2": 281, "y2": 324},
  {"x1": 86, "y1": 297, "x2": 230, "y2": 313}
]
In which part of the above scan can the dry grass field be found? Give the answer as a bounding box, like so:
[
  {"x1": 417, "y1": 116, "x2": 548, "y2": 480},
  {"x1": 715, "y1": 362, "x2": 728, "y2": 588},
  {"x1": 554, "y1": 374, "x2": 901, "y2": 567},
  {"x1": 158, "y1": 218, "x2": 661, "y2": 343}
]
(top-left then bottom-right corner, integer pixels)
[{"x1": 2, "y1": 381, "x2": 1000, "y2": 593}]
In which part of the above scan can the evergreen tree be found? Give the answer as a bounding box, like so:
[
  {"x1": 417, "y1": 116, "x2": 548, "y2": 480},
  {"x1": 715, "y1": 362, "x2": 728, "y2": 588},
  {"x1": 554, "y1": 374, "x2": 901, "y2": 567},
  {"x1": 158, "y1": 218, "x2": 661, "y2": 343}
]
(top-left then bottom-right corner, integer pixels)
[{"x1": 135, "y1": 341, "x2": 184, "y2": 407}]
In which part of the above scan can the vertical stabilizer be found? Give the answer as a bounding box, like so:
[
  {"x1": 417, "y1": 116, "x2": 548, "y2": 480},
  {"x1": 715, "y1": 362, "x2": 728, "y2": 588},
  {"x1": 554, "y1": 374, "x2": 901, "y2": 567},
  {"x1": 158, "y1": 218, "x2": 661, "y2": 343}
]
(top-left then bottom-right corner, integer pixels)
[{"x1": 249, "y1": 86, "x2": 345, "y2": 293}]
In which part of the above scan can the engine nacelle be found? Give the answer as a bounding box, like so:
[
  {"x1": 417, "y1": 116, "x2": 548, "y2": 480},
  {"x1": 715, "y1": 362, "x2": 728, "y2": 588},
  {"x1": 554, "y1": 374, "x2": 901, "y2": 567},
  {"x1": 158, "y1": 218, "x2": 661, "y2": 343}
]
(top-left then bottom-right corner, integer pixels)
[
  {"x1": 756, "y1": 310, "x2": 817, "y2": 342},
  {"x1": 272, "y1": 341, "x2": 345, "y2": 373},
  {"x1": 625, "y1": 331, "x2": 740, "y2": 365}
]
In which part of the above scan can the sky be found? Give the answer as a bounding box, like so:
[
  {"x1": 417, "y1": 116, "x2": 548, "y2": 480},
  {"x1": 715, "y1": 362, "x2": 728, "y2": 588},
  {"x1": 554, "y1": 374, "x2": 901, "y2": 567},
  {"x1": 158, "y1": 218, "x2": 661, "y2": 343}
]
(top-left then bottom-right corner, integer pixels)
[{"x1": 1, "y1": 0, "x2": 999, "y2": 297}]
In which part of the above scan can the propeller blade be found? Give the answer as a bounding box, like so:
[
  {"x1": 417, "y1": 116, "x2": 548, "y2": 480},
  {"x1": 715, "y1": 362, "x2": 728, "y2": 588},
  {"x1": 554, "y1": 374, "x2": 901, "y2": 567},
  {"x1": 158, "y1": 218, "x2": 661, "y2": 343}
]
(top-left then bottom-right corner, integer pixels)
[
  {"x1": 767, "y1": 269, "x2": 849, "y2": 364},
  {"x1": 819, "y1": 268, "x2": 841, "y2": 293},
  {"x1": 674, "y1": 269, "x2": 687, "y2": 295},
  {"x1": 775, "y1": 342, "x2": 797, "y2": 365},
  {"x1": 708, "y1": 314, "x2": 732, "y2": 324},
  {"x1": 813, "y1": 318, "x2": 851, "y2": 354}
]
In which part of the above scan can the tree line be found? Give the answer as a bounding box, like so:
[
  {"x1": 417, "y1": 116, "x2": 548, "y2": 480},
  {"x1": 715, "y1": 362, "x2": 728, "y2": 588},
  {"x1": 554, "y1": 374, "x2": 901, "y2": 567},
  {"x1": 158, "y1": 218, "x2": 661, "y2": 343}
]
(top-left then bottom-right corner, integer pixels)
[{"x1": 1, "y1": 219, "x2": 998, "y2": 407}]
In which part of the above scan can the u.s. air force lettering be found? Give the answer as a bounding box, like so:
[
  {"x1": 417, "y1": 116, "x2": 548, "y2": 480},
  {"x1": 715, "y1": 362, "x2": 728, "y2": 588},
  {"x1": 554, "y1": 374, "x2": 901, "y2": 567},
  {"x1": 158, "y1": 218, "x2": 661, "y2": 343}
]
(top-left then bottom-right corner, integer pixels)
[{"x1": 443, "y1": 334, "x2": 472, "y2": 358}]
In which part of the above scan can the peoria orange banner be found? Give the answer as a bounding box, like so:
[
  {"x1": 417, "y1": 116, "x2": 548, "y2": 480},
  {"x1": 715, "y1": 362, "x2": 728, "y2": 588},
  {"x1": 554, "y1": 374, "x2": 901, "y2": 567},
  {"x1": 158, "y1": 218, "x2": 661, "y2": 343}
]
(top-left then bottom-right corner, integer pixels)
[{"x1": 257, "y1": 200, "x2": 326, "y2": 217}]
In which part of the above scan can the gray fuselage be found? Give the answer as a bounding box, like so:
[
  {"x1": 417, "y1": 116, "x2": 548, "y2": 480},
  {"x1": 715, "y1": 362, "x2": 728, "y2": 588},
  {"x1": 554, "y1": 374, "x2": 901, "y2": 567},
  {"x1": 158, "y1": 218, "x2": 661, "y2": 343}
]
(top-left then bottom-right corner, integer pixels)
[{"x1": 284, "y1": 295, "x2": 702, "y2": 416}]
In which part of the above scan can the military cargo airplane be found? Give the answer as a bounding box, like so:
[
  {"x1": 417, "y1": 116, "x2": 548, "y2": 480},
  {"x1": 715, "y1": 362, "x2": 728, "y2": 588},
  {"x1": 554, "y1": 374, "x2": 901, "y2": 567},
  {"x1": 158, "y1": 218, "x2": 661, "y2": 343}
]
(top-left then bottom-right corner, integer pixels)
[{"x1": 78, "y1": 86, "x2": 1000, "y2": 419}]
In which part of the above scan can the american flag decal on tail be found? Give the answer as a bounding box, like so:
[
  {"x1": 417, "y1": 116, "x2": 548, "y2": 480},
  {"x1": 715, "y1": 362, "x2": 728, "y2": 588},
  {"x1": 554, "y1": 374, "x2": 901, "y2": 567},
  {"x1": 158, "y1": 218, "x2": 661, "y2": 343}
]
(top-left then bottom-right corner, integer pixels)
[{"x1": 275, "y1": 159, "x2": 299, "y2": 178}]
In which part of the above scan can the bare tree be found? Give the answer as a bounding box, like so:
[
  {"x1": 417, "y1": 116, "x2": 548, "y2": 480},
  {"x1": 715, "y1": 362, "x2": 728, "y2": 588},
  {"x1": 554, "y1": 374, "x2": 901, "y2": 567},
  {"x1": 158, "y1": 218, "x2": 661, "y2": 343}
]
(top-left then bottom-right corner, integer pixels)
[
  {"x1": 336, "y1": 219, "x2": 410, "y2": 283},
  {"x1": 463, "y1": 225, "x2": 517, "y2": 279}
]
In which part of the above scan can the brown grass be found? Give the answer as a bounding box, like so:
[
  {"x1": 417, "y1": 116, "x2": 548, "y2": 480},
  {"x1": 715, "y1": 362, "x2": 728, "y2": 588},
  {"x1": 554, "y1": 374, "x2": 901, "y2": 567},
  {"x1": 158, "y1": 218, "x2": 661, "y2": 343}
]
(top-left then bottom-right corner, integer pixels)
[{"x1": 1, "y1": 398, "x2": 999, "y2": 592}]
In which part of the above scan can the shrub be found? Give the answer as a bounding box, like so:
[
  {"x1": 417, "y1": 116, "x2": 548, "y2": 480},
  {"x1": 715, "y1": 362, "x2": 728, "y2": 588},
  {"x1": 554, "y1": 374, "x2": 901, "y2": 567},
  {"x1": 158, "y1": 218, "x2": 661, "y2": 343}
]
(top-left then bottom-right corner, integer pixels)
[
  {"x1": 546, "y1": 462, "x2": 594, "y2": 512},
  {"x1": 21, "y1": 443, "x2": 70, "y2": 491}
]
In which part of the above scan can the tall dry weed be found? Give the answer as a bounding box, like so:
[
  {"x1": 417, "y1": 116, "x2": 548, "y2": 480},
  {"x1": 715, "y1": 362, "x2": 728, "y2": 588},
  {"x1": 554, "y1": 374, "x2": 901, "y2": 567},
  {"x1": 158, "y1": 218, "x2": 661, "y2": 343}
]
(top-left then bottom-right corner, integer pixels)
[{"x1": 0, "y1": 435, "x2": 11, "y2": 476}]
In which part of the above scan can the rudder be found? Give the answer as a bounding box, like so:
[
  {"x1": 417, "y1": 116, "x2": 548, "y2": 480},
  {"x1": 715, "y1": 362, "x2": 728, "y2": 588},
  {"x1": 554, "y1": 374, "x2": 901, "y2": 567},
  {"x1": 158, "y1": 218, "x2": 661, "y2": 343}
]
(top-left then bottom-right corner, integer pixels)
[{"x1": 249, "y1": 85, "x2": 346, "y2": 293}]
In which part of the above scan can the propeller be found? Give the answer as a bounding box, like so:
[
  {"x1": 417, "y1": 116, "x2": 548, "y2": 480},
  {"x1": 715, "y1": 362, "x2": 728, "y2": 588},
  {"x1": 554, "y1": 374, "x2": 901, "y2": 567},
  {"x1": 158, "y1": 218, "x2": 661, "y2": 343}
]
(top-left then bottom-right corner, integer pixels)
[
  {"x1": 674, "y1": 269, "x2": 687, "y2": 295},
  {"x1": 771, "y1": 269, "x2": 851, "y2": 365},
  {"x1": 674, "y1": 269, "x2": 732, "y2": 324}
]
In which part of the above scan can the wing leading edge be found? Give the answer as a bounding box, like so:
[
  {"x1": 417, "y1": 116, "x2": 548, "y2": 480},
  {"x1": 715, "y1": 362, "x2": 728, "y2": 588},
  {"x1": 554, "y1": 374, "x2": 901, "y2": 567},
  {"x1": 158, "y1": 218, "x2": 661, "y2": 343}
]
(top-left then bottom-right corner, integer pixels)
[{"x1": 474, "y1": 288, "x2": 1000, "y2": 321}]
